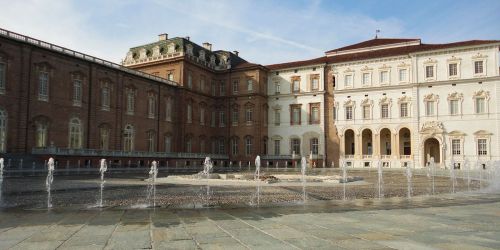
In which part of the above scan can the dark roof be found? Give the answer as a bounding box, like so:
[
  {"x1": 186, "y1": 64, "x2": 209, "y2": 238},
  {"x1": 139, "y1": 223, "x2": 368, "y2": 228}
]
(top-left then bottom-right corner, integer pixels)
[
  {"x1": 266, "y1": 57, "x2": 326, "y2": 70},
  {"x1": 325, "y1": 38, "x2": 420, "y2": 53}
]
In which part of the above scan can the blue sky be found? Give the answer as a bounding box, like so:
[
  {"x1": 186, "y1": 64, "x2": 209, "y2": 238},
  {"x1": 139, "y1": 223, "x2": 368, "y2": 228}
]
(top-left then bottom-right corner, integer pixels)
[{"x1": 0, "y1": 0, "x2": 499, "y2": 65}]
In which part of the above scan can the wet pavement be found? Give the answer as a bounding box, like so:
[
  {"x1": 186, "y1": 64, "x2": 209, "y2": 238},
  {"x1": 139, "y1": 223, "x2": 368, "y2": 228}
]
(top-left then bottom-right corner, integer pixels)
[{"x1": 0, "y1": 192, "x2": 499, "y2": 249}]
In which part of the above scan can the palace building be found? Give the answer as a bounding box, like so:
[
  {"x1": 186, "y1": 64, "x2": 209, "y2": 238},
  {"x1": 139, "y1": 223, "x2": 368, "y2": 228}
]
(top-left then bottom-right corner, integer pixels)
[{"x1": 0, "y1": 27, "x2": 498, "y2": 169}]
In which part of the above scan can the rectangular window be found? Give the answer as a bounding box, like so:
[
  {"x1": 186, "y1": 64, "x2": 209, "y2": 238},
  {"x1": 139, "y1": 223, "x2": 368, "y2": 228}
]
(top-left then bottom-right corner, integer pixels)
[
  {"x1": 231, "y1": 139, "x2": 238, "y2": 155},
  {"x1": 199, "y1": 78, "x2": 205, "y2": 92},
  {"x1": 164, "y1": 136, "x2": 171, "y2": 152},
  {"x1": 450, "y1": 100, "x2": 459, "y2": 115},
  {"x1": 101, "y1": 87, "x2": 110, "y2": 110},
  {"x1": 478, "y1": 139, "x2": 487, "y2": 155},
  {"x1": 474, "y1": 61, "x2": 484, "y2": 74},
  {"x1": 245, "y1": 138, "x2": 252, "y2": 156},
  {"x1": 232, "y1": 80, "x2": 238, "y2": 93},
  {"x1": 167, "y1": 72, "x2": 174, "y2": 81},
  {"x1": 425, "y1": 65, "x2": 434, "y2": 78},
  {"x1": 425, "y1": 101, "x2": 434, "y2": 116},
  {"x1": 165, "y1": 98, "x2": 172, "y2": 121},
  {"x1": 247, "y1": 79, "x2": 253, "y2": 92},
  {"x1": 381, "y1": 104, "x2": 389, "y2": 118},
  {"x1": 292, "y1": 79, "x2": 300, "y2": 92},
  {"x1": 362, "y1": 105, "x2": 370, "y2": 119},
  {"x1": 0, "y1": 63, "x2": 5, "y2": 92},
  {"x1": 345, "y1": 106, "x2": 353, "y2": 120},
  {"x1": 452, "y1": 139, "x2": 461, "y2": 155},
  {"x1": 475, "y1": 98, "x2": 485, "y2": 114},
  {"x1": 245, "y1": 108, "x2": 253, "y2": 123},
  {"x1": 399, "y1": 69, "x2": 407, "y2": 82},
  {"x1": 362, "y1": 73, "x2": 370, "y2": 86},
  {"x1": 127, "y1": 91, "x2": 135, "y2": 114},
  {"x1": 219, "y1": 82, "x2": 225, "y2": 96},
  {"x1": 344, "y1": 75, "x2": 353, "y2": 87},
  {"x1": 275, "y1": 82, "x2": 280, "y2": 94},
  {"x1": 200, "y1": 108, "x2": 205, "y2": 125},
  {"x1": 274, "y1": 140, "x2": 280, "y2": 155},
  {"x1": 380, "y1": 71, "x2": 389, "y2": 84},
  {"x1": 73, "y1": 79, "x2": 82, "y2": 106},
  {"x1": 311, "y1": 76, "x2": 319, "y2": 90},
  {"x1": 311, "y1": 138, "x2": 319, "y2": 155},
  {"x1": 291, "y1": 106, "x2": 301, "y2": 125},
  {"x1": 187, "y1": 104, "x2": 192, "y2": 123},
  {"x1": 148, "y1": 96, "x2": 156, "y2": 119},
  {"x1": 311, "y1": 106, "x2": 320, "y2": 123},
  {"x1": 274, "y1": 109, "x2": 280, "y2": 125},
  {"x1": 219, "y1": 111, "x2": 225, "y2": 127},
  {"x1": 38, "y1": 71, "x2": 49, "y2": 101},
  {"x1": 449, "y1": 63, "x2": 458, "y2": 76},
  {"x1": 232, "y1": 109, "x2": 238, "y2": 125},
  {"x1": 400, "y1": 103, "x2": 408, "y2": 117},
  {"x1": 187, "y1": 72, "x2": 192, "y2": 89},
  {"x1": 291, "y1": 139, "x2": 300, "y2": 155},
  {"x1": 211, "y1": 111, "x2": 215, "y2": 127}
]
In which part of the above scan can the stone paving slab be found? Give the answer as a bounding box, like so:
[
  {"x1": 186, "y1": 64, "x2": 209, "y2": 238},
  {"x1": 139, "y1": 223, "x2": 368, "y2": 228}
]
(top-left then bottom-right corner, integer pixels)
[{"x1": 0, "y1": 193, "x2": 500, "y2": 249}]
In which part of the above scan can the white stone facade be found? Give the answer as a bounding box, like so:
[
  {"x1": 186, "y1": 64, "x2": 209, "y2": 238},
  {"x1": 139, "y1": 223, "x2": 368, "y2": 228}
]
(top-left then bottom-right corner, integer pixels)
[
  {"x1": 333, "y1": 41, "x2": 500, "y2": 169},
  {"x1": 267, "y1": 64, "x2": 326, "y2": 165}
]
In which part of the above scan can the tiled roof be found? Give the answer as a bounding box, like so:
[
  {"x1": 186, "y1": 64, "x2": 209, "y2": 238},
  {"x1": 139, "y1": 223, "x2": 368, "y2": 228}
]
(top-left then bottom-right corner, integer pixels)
[
  {"x1": 266, "y1": 57, "x2": 326, "y2": 70},
  {"x1": 325, "y1": 38, "x2": 420, "y2": 53}
]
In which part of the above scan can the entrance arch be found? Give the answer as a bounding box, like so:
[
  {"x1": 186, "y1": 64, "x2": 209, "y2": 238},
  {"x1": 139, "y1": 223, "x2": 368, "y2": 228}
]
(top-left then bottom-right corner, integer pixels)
[
  {"x1": 344, "y1": 129, "x2": 355, "y2": 156},
  {"x1": 361, "y1": 129, "x2": 373, "y2": 155},
  {"x1": 398, "y1": 127, "x2": 411, "y2": 157},
  {"x1": 424, "y1": 138, "x2": 440, "y2": 163},
  {"x1": 379, "y1": 128, "x2": 392, "y2": 156}
]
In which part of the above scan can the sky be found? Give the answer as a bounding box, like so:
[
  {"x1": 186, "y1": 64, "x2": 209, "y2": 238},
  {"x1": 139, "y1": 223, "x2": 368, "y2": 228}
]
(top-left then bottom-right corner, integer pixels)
[{"x1": 0, "y1": 0, "x2": 499, "y2": 65}]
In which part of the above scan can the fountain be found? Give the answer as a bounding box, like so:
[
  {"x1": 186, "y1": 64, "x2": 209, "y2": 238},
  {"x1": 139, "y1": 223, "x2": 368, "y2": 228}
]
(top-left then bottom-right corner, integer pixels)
[
  {"x1": 0, "y1": 158, "x2": 4, "y2": 205},
  {"x1": 301, "y1": 156, "x2": 307, "y2": 203},
  {"x1": 450, "y1": 158, "x2": 457, "y2": 193},
  {"x1": 341, "y1": 159, "x2": 347, "y2": 200},
  {"x1": 429, "y1": 157, "x2": 436, "y2": 195},
  {"x1": 202, "y1": 157, "x2": 213, "y2": 206},
  {"x1": 97, "y1": 159, "x2": 107, "y2": 208},
  {"x1": 377, "y1": 160, "x2": 383, "y2": 198},
  {"x1": 46, "y1": 158, "x2": 55, "y2": 208},
  {"x1": 253, "y1": 156, "x2": 261, "y2": 206},
  {"x1": 239, "y1": 161, "x2": 242, "y2": 171},
  {"x1": 405, "y1": 161, "x2": 413, "y2": 199},
  {"x1": 464, "y1": 159, "x2": 471, "y2": 192},
  {"x1": 147, "y1": 161, "x2": 158, "y2": 207}
]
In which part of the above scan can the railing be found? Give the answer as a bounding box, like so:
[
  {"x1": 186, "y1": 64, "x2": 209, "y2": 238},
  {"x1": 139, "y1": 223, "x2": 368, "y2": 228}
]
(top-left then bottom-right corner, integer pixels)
[
  {"x1": 344, "y1": 155, "x2": 355, "y2": 159},
  {"x1": 362, "y1": 154, "x2": 373, "y2": 159},
  {"x1": 31, "y1": 147, "x2": 229, "y2": 159},
  {"x1": 0, "y1": 27, "x2": 178, "y2": 87},
  {"x1": 123, "y1": 52, "x2": 184, "y2": 66},
  {"x1": 400, "y1": 155, "x2": 412, "y2": 160},
  {"x1": 380, "y1": 155, "x2": 391, "y2": 159},
  {"x1": 260, "y1": 154, "x2": 324, "y2": 160}
]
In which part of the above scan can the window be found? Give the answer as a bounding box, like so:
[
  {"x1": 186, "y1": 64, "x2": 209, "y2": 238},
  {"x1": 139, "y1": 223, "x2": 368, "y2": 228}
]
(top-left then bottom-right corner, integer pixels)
[
  {"x1": 38, "y1": 71, "x2": 49, "y2": 101},
  {"x1": 219, "y1": 111, "x2": 225, "y2": 127},
  {"x1": 219, "y1": 82, "x2": 225, "y2": 96},
  {"x1": 199, "y1": 78, "x2": 205, "y2": 92},
  {"x1": 452, "y1": 139, "x2": 461, "y2": 155},
  {"x1": 449, "y1": 100, "x2": 459, "y2": 115},
  {"x1": 399, "y1": 69, "x2": 407, "y2": 82},
  {"x1": 291, "y1": 138, "x2": 300, "y2": 155},
  {"x1": 167, "y1": 72, "x2": 174, "y2": 81},
  {"x1": 211, "y1": 111, "x2": 216, "y2": 127},
  {"x1": 200, "y1": 107, "x2": 205, "y2": 125},
  {"x1": 274, "y1": 140, "x2": 280, "y2": 155},
  {"x1": 164, "y1": 135, "x2": 171, "y2": 152},
  {"x1": 165, "y1": 98, "x2": 172, "y2": 121},
  {"x1": 311, "y1": 138, "x2": 319, "y2": 155},
  {"x1": 345, "y1": 106, "x2": 353, "y2": 120},
  {"x1": 35, "y1": 122, "x2": 48, "y2": 148},
  {"x1": 380, "y1": 71, "x2": 389, "y2": 84},
  {"x1": 425, "y1": 65, "x2": 434, "y2": 78},
  {"x1": 99, "y1": 127, "x2": 109, "y2": 150},
  {"x1": 245, "y1": 108, "x2": 253, "y2": 124},
  {"x1": 274, "y1": 109, "x2": 280, "y2": 126},
  {"x1": 232, "y1": 109, "x2": 238, "y2": 125},
  {"x1": 474, "y1": 61, "x2": 484, "y2": 74},
  {"x1": 186, "y1": 137, "x2": 192, "y2": 153},
  {"x1": 245, "y1": 137, "x2": 252, "y2": 156},
  {"x1": 147, "y1": 131, "x2": 156, "y2": 152},
  {"x1": 0, "y1": 110, "x2": 6, "y2": 152},
  {"x1": 478, "y1": 139, "x2": 487, "y2": 155},
  {"x1": 72, "y1": 78, "x2": 82, "y2": 106},
  {"x1": 400, "y1": 103, "x2": 408, "y2": 118},
  {"x1": 275, "y1": 82, "x2": 280, "y2": 94},
  {"x1": 292, "y1": 78, "x2": 300, "y2": 92},
  {"x1": 247, "y1": 79, "x2": 253, "y2": 92},
  {"x1": 232, "y1": 80, "x2": 238, "y2": 93},
  {"x1": 69, "y1": 118, "x2": 82, "y2": 149},
  {"x1": 218, "y1": 138, "x2": 225, "y2": 154},
  {"x1": 311, "y1": 75, "x2": 319, "y2": 90},
  {"x1": 475, "y1": 98, "x2": 485, "y2": 114},
  {"x1": 362, "y1": 105, "x2": 370, "y2": 119},
  {"x1": 127, "y1": 90, "x2": 135, "y2": 115},
  {"x1": 449, "y1": 63, "x2": 458, "y2": 77},
  {"x1": 425, "y1": 101, "x2": 435, "y2": 116},
  {"x1": 0, "y1": 62, "x2": 5, "y2": 93},
  {"x1": 211, "y1": 82, "x2": 216, "y2": 96},
  {"x1": 200, "y1": 138, "x2": 205, "y2": 153},
  {"x1": 381, "y1": 104, "x2": 389, "y2": 118},
  {"x1": 187, "y1": 72, "x2": 193, "y2": 89},
  {"x1": 344, "y1": 75, "x2": 353, "y2": 87},
  {"x1": 101, "y1": 86, "x2": 110, "y2": 110},
  {"x1": 123, "y1": 125, "x2": 134, "y2": 151},
  {"x1": 291, "y1": 105, "x2": 301, "y2": 125},
  {"x1": 362, "y1": 73, "x2": 370, "y2": 86},
  {"x1": 187, "y1": 103, "x2": 192, "y2": 123},
  {"x1": 148, "y1": 95, "x2": 156, "y2": 119},
  {"x1": 310, "y1": 104, "x2": 320, "y2": 123},
  {"x1": 231, "y1": 138, "x2": 238, "y2": 155}
]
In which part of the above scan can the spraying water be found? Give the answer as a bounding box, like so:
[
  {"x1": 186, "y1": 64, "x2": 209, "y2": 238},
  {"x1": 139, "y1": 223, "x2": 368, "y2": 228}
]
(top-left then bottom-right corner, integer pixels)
[
  {"x1": 429, "y1": 157, "x2": 436, "y2": 195},
  {"x1": 202, "y1": 157, "x2": 213, "y2": 206},
  {"x1": 342, "y1": 159, "x2": 347, "y2": 200},
  {"x1": 0, "y1": 158, "x2": 4, "y2": 206},
  {"x1": 46, "y1": 158, "x2": 55, "y2": 208},
  {"x1": 464, "y1": 159, "x2": 471, "y2": 192},
  {"x1": 97, "y1": 159, "x2": 107, "y2": 207},
  {"x1": 147, "y1": 161, "x2": 158, "y2": 207},
  {"x1": 450, "y1": 158, "x2": 457, "y2": 193},
  {"x1": 254, "y1": 156, "x2": 261, "y2": 206},
  {"x1": 405, "y1": 162, "x2": 412, "y2": 199},
  {"x1": 377, "y1": 160, "x2": 384, "y2": 198},
  {"x1": 301, "y1": 156, "x2": 307, "y2": 203}
]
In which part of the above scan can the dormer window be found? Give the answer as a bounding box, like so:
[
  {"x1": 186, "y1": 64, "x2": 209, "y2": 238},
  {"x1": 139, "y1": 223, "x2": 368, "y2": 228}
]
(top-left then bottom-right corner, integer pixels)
[
  {"x1": 139, "y1": 48, "x2": 147, "y2": 60},
  {"x1": 199, "y1": 50, "x2": 206, "y2": 61},
  {"x1": 167, "y1": 43, "x2": 175, "y2": 53},
  {"x1": 210, "y1": 55, "x2": 216, "y2": 65},
  {"x1": 186, "y1": 44, "x2": 193, "y2": 56},
  {"x1": 152, "y1": 46, "x2": 161, "y2": 57}
]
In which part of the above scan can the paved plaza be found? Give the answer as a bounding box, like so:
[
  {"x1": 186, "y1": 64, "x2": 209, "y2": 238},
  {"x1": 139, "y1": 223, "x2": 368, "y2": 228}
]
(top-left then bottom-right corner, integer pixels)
[{"x1": 0, "y1": 193, "x2": 499, "y2": 250}]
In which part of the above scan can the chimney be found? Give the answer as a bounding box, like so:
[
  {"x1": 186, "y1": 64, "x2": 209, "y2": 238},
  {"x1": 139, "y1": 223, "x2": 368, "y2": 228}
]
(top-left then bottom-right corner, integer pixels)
[
  {"x1": 233, "y1": 50, "x2": 239, "y2": 56},
  {"x1": 158, "y1": 33, "x2": 168, "y2": 41},
  {"x1": 185, "y1": 36, "x2": 190, "y2": 41},
  {"x1": 202, "y1": 42, "x2": 212, "y2": 51}
]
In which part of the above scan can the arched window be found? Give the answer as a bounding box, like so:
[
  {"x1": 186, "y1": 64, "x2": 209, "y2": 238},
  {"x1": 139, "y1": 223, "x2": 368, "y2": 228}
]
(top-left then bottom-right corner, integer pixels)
[
  {"x1": 35, "y1": 120, "x2": 48, "y2": 148},
  {"x1": 123, "y1": 124, "x2": 134, "y2": 151},
  {"x1": 69, "y1": 118, "x2": 82, "y2": 149},
  {"x1": 147, "y1": 130, "x2": 156, "y2": 152},
  {"x1": 0, "y1": 109, "x2": 6, "y2": 152}
]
